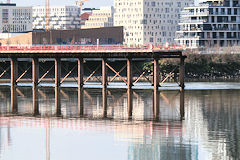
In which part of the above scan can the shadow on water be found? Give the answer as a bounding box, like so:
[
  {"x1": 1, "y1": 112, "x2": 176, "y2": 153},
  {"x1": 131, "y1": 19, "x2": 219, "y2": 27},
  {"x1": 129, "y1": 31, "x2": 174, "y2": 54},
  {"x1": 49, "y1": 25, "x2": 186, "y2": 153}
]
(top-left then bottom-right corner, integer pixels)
[{"x1": 0, "y1": 86, "x2": 240, "y2": 160}]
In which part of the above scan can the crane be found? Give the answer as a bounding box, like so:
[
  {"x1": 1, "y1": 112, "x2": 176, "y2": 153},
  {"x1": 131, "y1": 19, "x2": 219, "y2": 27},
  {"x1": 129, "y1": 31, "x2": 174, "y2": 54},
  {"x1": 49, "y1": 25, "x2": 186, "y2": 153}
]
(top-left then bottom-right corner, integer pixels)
[
  {"x1": 45, "y1": 0, "x2": 50, "y2": 31},
  {"x1": 75, "y1": 0, "x2": 90, "y2": 9}
]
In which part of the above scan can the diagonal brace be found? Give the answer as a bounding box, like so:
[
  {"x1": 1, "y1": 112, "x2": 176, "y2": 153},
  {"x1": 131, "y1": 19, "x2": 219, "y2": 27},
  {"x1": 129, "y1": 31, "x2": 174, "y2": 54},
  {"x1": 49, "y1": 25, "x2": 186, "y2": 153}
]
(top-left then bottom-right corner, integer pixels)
[
  {"x1": 84, "y1": 65, "x2": 101, "y2": 83},
  {"x1": 109, "y1": 64, "x2": 127, "y2": 83},
  {"x1": 16, "y1": 66, "x2": 31, "y2": 83},
  {"x1": 160, "y1": 66, "x2": 178, "y2": 85},
  {"x1": 133, "y1": 64, "x2": 152, "y2": 84},
  {"x1": 60, "y1": 65, "x2": 77, "y2": 84},
  {"x1": 106, "y1": 63, "x2": 127, "y2": 85},
  {"x1": 38, "y1": 65, "x2": 55, "y2": 84},
  {"x1": 0, "y1": 66, "x2": 10, "y2": 79}
]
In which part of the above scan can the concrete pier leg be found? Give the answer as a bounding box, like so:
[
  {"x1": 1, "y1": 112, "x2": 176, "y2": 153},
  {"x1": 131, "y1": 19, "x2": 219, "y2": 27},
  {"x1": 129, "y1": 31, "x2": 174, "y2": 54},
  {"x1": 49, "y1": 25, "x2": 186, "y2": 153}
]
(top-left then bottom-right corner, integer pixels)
[
  {"x1": 11, "y1": 58, "x2": 18, "y2": 113},
  {"x1": 127, "y1": 58, "x2": 133, "y2": 118},
  {"x1": 180, "y1": 90, "x2": 185, "y2": 120},
  {"x1": 78, "y1": 58, "x2": 84, "y2": 116},
  {"x1": 102, "y1": 59, "x2": 107, "y2": 118},
  {"x1": 179, "y1": 56, "x2": 185, "y2": 91},
  {"x1": 32, "y1": 58, "x2": 39, "y2": 115},
  {"x1": 153, "y1": 58, "x2": 160, "y2": 120},
  {"x1": 55, "y1": 58, "x2": 61, "y2": 116}
]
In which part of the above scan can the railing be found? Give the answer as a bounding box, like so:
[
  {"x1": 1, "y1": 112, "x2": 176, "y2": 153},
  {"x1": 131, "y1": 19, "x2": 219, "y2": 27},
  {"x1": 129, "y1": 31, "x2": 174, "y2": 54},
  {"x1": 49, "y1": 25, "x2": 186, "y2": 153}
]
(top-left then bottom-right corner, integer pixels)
[{"x1": 0, "y1": 44, "x2": 186, "y2": 52}]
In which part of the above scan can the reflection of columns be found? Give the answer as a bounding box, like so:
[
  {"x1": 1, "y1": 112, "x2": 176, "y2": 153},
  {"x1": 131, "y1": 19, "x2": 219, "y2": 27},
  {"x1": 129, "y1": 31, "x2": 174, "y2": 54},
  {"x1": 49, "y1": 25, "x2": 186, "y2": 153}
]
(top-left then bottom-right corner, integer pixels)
[
  {"x1": 153, "y1": 58, "x2": 160, "y2": 120},
  {"x1": 102, "y1": 59, "x2": 107, "y2": 118},
  {"x1": 127, "y1": 58, "x2": 133, "y2": 118},
  {"x1": 32, "y1": 58, "x2": 39, "y2": 115},
  {"x1": 180, "y1": 90, "x2": 185, "y2": 120},
  {"x1": 11, "y1": 58, "x2": 18, "y2": 113},
  {"x1": 55, "y1": 58, "x2": 61, "y2": 116},
  {"x1": 78, "y1": 58, "x2": 84, "y2": 116},
  {"x1": 179, "y1": 56, "x2": 185, "y2": 91}
]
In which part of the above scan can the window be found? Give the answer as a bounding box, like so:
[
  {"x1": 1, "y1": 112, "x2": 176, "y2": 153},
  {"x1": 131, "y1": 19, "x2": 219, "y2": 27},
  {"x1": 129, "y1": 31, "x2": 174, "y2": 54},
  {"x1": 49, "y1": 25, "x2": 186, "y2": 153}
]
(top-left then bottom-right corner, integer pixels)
[
  {"x1": 151, "y1": 2, "x2": 156, "y2": 7},
  {"x1": 150, "y1": 37, "x2": 153, "y2": 42}
]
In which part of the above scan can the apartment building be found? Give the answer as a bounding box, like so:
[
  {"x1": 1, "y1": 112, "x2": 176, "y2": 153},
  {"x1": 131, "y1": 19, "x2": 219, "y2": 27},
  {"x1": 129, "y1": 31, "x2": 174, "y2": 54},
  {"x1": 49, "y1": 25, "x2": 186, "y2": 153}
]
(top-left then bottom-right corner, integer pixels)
[
  {"x1": 32, "y1": 6, "x2": 81, "y2": 30},
  {"x1": 0, "y1": 3, "x2": 32, "y2": 33},
  {"x1": 81, "y1": 6, "x2": 114, "y2": 29},
  {"x1": 114, "y1": 0, "x2": 194, "y2": 45},
  {"x1": 175, "y1": 0, "x2": 240, "y2": 49}
]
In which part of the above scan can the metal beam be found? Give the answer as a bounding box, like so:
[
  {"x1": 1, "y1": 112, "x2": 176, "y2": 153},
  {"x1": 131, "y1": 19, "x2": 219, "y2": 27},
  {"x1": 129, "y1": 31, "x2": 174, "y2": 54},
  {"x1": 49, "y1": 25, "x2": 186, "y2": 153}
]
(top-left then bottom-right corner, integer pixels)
[
  {"x1": 102, "y1": 58, "x2": 107, "y2": 118},
  {"x1": 84, "y1": 65, "x2": 101, "y2": 83},
  {"x1": 32, "y1": 58, "x2": 39, "y2": 115},
  {"x1": 55, "y1": 58, "x2": 61, "y2": 116},
  {"x1": 153, "y1": 58, "x2": 160, "y2": 120},
  {"x1": 127, "y1": 58, "x2": 133, "y2": 118},
  {"x1": 0, "y1": 66, "x2": 10, "y2": 79},
  {"x1": 60, "y1": 65, "x2": 77, "y2": 84},
  {"x1": 11, "y1": 58, "x2": 18, "y2": 113},
  {"x1": 16, "y1": 66, "x2": 31, "y2": 83},
  {"x1": 78, "y1": 58, "x2": 84, "y2": 116},
  {"x1": 133, "y1": 64, "x2": 152, "y2": 84},
  {"x1": 179, "y1": 56, "x2": 185, "y2": 91},
  {"x1": 109, "y1": 64, "x2": 127, "y2": 83},
  {"x1": 38, "y1": 65, "x2": 54, "y2": 84},
  {"x1": 106, "y1": 63, "x2": 127, "y2": 85}
]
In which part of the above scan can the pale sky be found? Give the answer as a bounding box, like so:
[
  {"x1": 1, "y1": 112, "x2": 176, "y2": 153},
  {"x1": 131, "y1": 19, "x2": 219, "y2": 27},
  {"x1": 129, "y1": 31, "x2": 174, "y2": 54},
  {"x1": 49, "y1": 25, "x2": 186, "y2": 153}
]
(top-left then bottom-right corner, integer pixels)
[{"x1": 10, "y1": 0, "x2": 113, "y2": 8}]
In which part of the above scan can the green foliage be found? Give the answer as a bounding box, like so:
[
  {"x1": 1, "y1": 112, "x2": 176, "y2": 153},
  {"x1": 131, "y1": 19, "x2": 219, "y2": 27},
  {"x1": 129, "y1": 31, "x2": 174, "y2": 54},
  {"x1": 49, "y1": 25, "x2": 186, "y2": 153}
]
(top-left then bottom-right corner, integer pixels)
[{"x1": 143, "y1": 54, "x2": 240, "y2": 78}]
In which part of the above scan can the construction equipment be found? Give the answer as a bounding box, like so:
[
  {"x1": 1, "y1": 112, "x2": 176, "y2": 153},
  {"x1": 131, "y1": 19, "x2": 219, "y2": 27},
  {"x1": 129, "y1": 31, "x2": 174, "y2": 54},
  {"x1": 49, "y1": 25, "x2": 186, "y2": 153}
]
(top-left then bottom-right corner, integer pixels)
[
  {"x1": 75, "y1": 0, "x2": 90, "y2": 8},
  {"x1": 45, "y1": 0, "x2": 50, "y2": 31}
]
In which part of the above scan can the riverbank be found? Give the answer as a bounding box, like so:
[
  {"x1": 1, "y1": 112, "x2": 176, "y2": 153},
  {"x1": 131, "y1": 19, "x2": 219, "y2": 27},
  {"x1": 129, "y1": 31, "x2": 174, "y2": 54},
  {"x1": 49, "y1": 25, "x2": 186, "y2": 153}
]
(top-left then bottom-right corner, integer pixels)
[{"x1": 144, "y1": 54, "x2": 240, "y2": 80}]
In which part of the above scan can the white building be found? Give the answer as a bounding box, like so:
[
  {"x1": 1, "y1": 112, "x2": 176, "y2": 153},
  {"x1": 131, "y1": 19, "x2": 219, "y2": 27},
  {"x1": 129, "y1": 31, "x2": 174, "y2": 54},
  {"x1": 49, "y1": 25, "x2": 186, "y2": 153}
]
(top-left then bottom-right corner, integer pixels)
[
  {"x1": 0, "y1": 3, "x2": 32, "y2": 33},
  {"x1": 81, "y1": 6, "x2": 114, "y2": 29},
  {"x1": 32, "y1": 6, "x2": 81, "y2": 30},
  {"x1": 175, "y1": 0, "x2": 240, "y2": 49},
  {"x1": 114, "y1": 0, "x2": 194, "y2": 45}
]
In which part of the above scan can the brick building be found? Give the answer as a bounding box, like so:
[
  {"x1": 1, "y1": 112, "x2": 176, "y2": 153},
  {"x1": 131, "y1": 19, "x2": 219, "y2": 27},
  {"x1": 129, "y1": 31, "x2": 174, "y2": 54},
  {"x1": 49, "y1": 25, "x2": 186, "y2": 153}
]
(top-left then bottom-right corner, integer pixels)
[{"x1": 0, "y1": 26, "x2": 123, "y2": 45}]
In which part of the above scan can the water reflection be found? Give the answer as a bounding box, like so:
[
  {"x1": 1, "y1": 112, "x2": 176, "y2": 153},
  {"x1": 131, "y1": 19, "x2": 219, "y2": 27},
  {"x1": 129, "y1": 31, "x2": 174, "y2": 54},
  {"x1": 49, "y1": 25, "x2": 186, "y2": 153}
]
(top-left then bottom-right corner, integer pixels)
[
  {"x1": 5, "y1": 87, "x2": 185, "y2": 120},
  {"x1": 0, "y1": 87, "x2": 239, "y2": 160}
]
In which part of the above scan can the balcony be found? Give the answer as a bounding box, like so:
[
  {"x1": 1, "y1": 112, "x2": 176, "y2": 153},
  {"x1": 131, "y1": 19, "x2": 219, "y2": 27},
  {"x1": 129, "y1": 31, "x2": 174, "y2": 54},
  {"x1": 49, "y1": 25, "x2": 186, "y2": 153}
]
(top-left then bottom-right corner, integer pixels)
[{"x1": 180, "y1": 19, "x2": 207, "y2": 24}]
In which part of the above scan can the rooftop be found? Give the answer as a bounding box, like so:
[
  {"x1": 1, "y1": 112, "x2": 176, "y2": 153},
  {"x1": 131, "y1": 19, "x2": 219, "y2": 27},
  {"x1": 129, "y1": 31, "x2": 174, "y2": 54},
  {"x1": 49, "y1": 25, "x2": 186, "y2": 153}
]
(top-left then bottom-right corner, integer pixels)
[{"x1": 0, "y1": 3, "x2": 16, "y2": 6}]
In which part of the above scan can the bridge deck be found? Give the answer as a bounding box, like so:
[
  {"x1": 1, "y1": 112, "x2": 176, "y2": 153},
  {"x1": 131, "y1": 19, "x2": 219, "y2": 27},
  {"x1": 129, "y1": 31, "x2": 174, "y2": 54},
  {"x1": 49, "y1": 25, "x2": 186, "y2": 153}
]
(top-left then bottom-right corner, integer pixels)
[{"x1": 0, "y1": 45, "x2": 184, "y2": 58}]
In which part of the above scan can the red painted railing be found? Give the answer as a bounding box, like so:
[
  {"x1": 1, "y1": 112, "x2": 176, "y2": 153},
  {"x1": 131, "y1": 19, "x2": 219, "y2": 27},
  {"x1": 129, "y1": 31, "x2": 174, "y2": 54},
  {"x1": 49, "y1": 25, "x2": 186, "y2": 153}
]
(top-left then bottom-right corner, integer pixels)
[{"x1": 0, "y1": 45, "x2": 186, "y2": 52}]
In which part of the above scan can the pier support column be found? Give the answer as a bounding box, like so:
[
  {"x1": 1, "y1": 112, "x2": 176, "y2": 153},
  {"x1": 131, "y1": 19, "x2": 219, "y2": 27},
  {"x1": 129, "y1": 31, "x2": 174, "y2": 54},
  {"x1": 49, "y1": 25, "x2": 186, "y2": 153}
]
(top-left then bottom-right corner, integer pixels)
[
  {"x1": 55, "y1": 58, "x2": 61, "y2": 116},
  {"x1": 180, "y1": 90, "x2": 185, "y2": 120},
  {"x1": 11, "y1": 58, "x2": 18, "y2": 113},
  {"x1": 102, "y1": 58, "x2": 107, "y2": 118},
  {"x1": 32, "y1": 58, "x2": 39, "y2": 115},
  {"x1": 127, "y1": 58, "x2": 133, "y2": 118},
  {"x1": 153, "y1": 58, "x2": 160, "y2": 120},
  {"x1": 179, "y1": 56, "x2": 185, "y2": 91},
  {"x1": 78, "y1": 58, "x2": 84, "y2": 116}
]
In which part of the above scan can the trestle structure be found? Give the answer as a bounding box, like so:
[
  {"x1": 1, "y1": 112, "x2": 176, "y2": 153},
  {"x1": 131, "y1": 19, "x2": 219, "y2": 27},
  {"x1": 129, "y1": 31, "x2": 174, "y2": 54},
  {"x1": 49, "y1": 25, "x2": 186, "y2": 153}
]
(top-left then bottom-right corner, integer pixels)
[
  {"x1": 0, "y1": 50, "x2": 186, "y2": 120},
  {"x1": 32, "y1": 58, "x2": 39, "y2": 115},
  {"x1": 10, "y1": 58, "x2": 18, "y2": 113}
]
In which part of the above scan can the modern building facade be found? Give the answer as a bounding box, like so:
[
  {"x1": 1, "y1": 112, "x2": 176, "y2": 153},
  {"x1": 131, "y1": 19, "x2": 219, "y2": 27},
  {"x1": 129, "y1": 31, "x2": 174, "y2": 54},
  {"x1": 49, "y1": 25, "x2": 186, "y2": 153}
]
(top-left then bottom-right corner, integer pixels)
[
  {"x1": 80, "y1": 12, "x2": 92, "y2": 26},
  {"x1": 0, "y1": 3, "x2": 32, "y2": 33},
  {"x1": 32, "y1": 6, "x2": 81, "y2": 30},
  {"x1": 114, "y1": 0, "x2": 194, "y2": 45},
  {"x1": 81, "y1": 6, "x2": 114, "y2": 29},
  {"x1": 175, "y1": 0, "x2": 240, "y2": 49}
]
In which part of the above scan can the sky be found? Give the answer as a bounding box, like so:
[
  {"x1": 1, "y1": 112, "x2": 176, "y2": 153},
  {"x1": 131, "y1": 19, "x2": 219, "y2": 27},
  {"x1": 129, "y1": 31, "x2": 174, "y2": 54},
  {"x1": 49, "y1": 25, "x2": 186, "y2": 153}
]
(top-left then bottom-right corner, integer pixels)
[{"x1": 10, "y1": 0, "x2": 113, "y2": 8}]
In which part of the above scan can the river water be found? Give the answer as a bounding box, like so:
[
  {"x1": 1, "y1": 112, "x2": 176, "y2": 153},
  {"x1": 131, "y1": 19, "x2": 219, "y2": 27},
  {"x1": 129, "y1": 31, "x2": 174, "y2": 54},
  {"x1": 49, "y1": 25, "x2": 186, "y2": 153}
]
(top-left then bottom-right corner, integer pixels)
[{"x1": 0, "y1": 83, "x2": 239, "y2": 160}]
